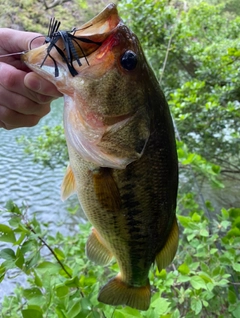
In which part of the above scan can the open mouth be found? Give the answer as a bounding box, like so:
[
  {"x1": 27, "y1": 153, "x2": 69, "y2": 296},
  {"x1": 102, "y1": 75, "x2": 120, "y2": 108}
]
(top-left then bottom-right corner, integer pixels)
[{"x1": 23, "y1": 4, "x2": 121, "y2": 77}]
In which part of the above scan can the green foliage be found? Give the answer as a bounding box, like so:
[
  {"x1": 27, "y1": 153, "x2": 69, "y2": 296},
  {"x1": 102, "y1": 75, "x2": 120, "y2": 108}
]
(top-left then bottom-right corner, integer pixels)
[
  {"x1": 118, "y1": 0, "x2": 240, "y2": 173},
  {"x1": 1, "y1": 199, "x2": 239, "y2": 317},
  {"x1": 17, "y1": 125, "x2": 68, "y2": 168},
  {"x1": 0, "y1": 0, "x2": 98, "y2": 33}
]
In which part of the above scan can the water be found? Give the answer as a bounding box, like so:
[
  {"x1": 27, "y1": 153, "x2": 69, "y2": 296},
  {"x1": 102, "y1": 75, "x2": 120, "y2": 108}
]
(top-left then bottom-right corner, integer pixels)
[{"x1": 0, "y1": 98, "x2": 85, "y2": 301}]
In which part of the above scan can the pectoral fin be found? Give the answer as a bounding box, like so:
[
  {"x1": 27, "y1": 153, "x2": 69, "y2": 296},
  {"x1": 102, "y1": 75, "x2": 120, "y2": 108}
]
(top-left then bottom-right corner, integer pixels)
[
  {"x1": 92, "y1": 167, "x2": 121, "y2": 211},
  {"x1": 155, "y1": 216, "x2": 179, "y2": 272},
  {"x1": 86, "y1": 228, "x2": 113, "y2": 265},
  {"x1": 61, "y1": 164, "x2": 76, "y2": 201}
]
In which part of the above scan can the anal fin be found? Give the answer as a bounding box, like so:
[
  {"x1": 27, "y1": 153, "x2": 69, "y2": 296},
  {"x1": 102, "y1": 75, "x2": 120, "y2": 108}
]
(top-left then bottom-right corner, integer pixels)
[
  {"x1": 98, "y1": 274, "x2": 151, "y2": 311},
  {"x1": 155, "y1": 216, "x2": 179, "y2": 272},
  {"x1": 86, "y1": 228, "x2": 113, "y2": 266},
  {"x1": 61, "y1": 164, "x2": 76, "y2": 201}
]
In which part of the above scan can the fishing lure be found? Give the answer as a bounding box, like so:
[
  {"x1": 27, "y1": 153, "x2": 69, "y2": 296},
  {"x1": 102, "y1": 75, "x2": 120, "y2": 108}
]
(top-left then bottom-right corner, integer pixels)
[
  {"x1": 37, "y1": 18, "x2": 102, "y2": 77},
  {"x1": 0, "y1": 18, "x2": 102, "y2": 77}
]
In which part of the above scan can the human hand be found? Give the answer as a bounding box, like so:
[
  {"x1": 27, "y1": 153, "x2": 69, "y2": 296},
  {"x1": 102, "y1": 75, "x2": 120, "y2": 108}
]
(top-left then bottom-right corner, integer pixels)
[{"x1": 0, "y1": 28, "x2": 62, "y2": 130}]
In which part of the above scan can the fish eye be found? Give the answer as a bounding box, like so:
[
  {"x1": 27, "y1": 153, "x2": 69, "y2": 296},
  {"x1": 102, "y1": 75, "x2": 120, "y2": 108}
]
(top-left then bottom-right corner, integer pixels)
[{"x1": 120, "y1": 50, "x2": 137, "y2": 71}]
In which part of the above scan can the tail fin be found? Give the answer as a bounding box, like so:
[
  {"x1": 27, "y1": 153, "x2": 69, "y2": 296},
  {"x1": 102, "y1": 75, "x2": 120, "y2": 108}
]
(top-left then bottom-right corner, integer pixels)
[{"x1": 98, "y1": 274, "x2": 151, "y2": 311}]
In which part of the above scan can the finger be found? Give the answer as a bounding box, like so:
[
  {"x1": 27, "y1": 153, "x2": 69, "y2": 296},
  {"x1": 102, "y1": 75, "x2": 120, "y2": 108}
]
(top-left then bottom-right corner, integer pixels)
[
  {"x1": 0, "y1": 62, "x2": 55, "y2": 106},
  {"x1": 0, "y1": 105, "x2": 43, "y2": 130},
  {"x1": 0, "y1": 28, "x2": 43, "y2": 54},
  {"x1": 0, "y1": 29, "x2": 45, "y2": 71},
  {"x1": 24, "y1": 72, "x2": 62, "y2": 98},
  {"x1": 0, "y1": 85, "x2": 51, "y2": 116}
]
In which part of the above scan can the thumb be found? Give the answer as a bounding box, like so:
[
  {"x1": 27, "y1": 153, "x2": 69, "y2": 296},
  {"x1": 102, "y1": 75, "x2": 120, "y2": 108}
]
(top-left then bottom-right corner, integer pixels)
[{"x1": 0, "y1": 28, "x2": 45, "y2": 54}]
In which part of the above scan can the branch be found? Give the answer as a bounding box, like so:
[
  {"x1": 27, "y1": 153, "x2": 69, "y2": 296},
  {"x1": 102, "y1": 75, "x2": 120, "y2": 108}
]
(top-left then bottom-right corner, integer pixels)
[
  {"x1": 221, "y1": 170, "x2": 240, "y2": 174},
  {"x1": 42, "y1": 0, "x2": 71, "y2": 10},
  {"x1": 26, "y1": 223, "x2": 73, "y2": 279},
  {"x1": 159, "y1": 33, "x2": 174, "y2": 85}
]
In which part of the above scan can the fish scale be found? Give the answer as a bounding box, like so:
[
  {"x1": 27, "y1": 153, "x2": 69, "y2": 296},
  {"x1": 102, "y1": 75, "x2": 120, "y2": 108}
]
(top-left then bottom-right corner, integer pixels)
[{"x1": 22, "y1": 3, "x2": 179, "y2": 311}]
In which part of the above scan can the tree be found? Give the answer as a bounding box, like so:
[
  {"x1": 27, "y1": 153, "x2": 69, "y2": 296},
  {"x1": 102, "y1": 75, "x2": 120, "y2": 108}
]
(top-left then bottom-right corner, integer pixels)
[{"x1": 118, "y1": 0, "x2": 240, "y2": 178}]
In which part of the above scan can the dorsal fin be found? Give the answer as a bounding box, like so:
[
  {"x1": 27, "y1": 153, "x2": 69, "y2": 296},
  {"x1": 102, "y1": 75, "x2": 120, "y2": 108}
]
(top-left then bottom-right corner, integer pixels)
[{"x1": 155, "y1": 216, "x2": 179, "y2": 271}]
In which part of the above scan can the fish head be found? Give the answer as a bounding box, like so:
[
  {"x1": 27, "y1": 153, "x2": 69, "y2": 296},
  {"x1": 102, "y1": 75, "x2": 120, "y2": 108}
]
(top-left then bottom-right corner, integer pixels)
[{"x1": 22, "y1": 3, "x2": 156, "y2": 169}]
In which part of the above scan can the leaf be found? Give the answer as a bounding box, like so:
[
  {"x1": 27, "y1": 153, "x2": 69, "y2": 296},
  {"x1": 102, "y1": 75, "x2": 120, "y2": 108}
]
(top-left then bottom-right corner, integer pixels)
[
  {"x1": 0, "y1": 248, "x2": 16, "y2": 269},
  {"x1": 190, "y1": 276, "x2": 207, "y2": 290},
  {"x1": 232, "y1": 263, "x2": 240, "y2": 272},
  {"x1": 22, "y1": 306, "x2": 43, "y2": 318},
  {"x1": 23, "y1": 288, "x2": 44, "y2": 307},
  {"x1": 54, "y1": 248, "x2": 65, "y2": 260},
  {"x1": 151, "y1": 297, "x2": 170, "y2": 316},
  {"x1": 33, "y1": 270, "x2": 43, "y2": 288},
  {"x1": 177, "y1": 275, "x2": 190, "y2": 283},
  {"x1": 232, "y1": 303, "x2": 240, "y2": 318},
  {"x1": 65, "y1": 276, "x2": 80, "y2": 288},
  {"x1": 200, "y1": 228, "x2": 209, "y2": 237},
  {"x1": 0, "y1": 248, "x2": 16, "y2": 261},
  {"x1": 192, "y1": 212, "x2": 201, "y2": 222},
  {"x1": 55, "y1": 307, "x2": 68, "y2": 318},
  {"x1": 114, "y1": 308, "x2": 142, "y2": 318},
  {"x1": 172, "y1": 309, "x2": 181, "y2": 318},
  {"x1": 229, "y1": 208, "x2": 240, "y2": 218},
  {"x1": 25, "y1": 251, "x2": 41, "y2": 270},
  {"x1": 216, "y1": 279, "x2": 229, "y2": 287},
  {"x1": 80, "y1": 297, "x2": 92, "y2": 311},
  {"x1": 37, "y1": 261, "x2": 60, "y2": 273},
  {"x1": 15, "y1": 247, "x2": 24, "y2": 268},
  {"x1": 178, "y1": 215, "x2": 191, "y2": 227},
  {"x1": 113, "y1": 311, "x2": 125, "y2": 318},
  {"x1": 227, "y1": 227, "x2": 240, "y2": 238},
  {"x1": 15, "y1": 232, "x2": 27, "y2": 245},
  {"x1": 23, "y1": 288, "x2": 43, "y2": 299},
  {"x1": 21, "y1": 239, "x2": 38, "y2": 254},
  {"x1": 228, "y1": 288, "x2": 237, "y2": 304},
  {"x1": 5, "y1": 200, "x2": 22, "y2": 214},
  {"x1": 55, "y1": 285, "x2": 69, "y2": 298},
  {"x1": 67, "y1": 300, "x2": 81, "y2": 317},
  {"x1": 59, "y1": 264, "x2": 73, "y2": 278},
  {"x1": 178, "y1": 263, "x2": 190, "y2": 275},
  {"x1": 9, "y1": 216, "x2": 22, "y2": 227},
  {"x1": 0, "y1": 224, "x2": 16, "y2": 243},
  {"x1": 191, "y1": 298, "x2": 202, "y2": 315},
  {"x1": 199, "y1": 272, "x2": 213, "y2": 284}
]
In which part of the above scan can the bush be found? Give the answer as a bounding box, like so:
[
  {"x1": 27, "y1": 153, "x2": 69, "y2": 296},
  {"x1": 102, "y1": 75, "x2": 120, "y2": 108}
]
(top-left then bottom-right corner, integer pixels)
[{"x1": 0, "y1": 200, "x2": 240, "y2": 317}]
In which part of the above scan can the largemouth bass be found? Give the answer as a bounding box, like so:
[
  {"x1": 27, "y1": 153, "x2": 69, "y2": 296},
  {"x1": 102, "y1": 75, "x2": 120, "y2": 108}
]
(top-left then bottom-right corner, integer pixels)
[{"x1": 22, "y1": 3, "x2": 179, "y2": 311}]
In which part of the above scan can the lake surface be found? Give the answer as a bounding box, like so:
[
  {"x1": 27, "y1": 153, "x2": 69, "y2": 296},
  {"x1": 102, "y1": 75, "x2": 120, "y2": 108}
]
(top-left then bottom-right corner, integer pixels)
[{"x1": 0, "y1": 98, "x2": 85, "y2": 301}]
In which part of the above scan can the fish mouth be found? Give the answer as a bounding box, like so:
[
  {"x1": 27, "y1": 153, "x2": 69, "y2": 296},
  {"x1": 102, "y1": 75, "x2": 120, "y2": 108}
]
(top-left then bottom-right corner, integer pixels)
[{"x1": 22, "y1": 3, "x2": 121, "y2": 77}]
